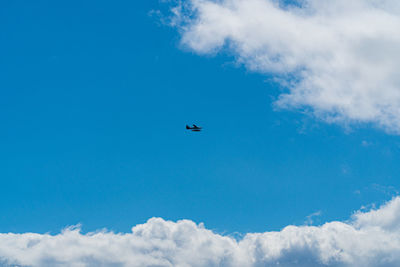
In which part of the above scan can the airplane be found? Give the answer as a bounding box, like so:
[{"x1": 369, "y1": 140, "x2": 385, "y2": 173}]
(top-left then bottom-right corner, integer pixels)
[{"x1": 186, "y1": 124, "x2": 202, "y2": 131}]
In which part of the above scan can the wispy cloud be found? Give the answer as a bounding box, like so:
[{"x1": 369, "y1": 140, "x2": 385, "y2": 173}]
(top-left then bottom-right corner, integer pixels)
[
  {"x1": 169, "y1": 0, "x2": 400, "y2": 133},
  {"x1": 304, "y1": 210, "x2": 322, "y2": 225},
  {"x1": 1, "y1": 198, "x2": 400, "y2": 266}
]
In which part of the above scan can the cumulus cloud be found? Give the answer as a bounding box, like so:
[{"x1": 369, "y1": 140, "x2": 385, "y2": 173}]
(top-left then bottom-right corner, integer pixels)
[
  {"x1": 0, "y1": 198, "x2": 400, "y2": 266},
  {"x1": 169, "y1": 0, "x2": 400, "y2": 133}
]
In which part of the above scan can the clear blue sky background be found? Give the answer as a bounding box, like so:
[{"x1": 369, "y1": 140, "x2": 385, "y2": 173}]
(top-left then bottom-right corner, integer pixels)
[{"x1": 1, "y1": 0, "x2": 399, "y2": 234}]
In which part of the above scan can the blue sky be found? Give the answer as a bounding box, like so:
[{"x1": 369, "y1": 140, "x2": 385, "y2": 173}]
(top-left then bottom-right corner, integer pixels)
[{"x1": 1, "y1": 0, "x2": 400, "y2": 239}]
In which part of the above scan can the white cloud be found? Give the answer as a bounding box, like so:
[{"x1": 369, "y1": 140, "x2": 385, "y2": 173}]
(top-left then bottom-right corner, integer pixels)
[
  {"x1": 0, "y1": 198, "x2": 400, "y2": 266},
  {"x1": 170, "y1": 0, "x2": 400, "y2": 133}
]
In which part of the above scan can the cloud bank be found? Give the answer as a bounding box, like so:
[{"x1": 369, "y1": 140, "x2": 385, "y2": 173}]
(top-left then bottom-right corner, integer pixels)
[
  {"x1": 170, "y1": 0, "x2": 400, "y2": 133},
  {"x1": 1, "y1": 197, "x2": 400, "y2": 266}
]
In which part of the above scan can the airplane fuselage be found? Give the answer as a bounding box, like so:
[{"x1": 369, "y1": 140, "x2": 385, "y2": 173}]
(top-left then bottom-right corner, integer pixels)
[{"x1": 186, "y1": 124, "x2": 202, "y2": 131}]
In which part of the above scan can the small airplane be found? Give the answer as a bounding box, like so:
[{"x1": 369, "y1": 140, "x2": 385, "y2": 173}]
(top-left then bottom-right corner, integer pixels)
[{"x1": 186, "y1": 124, "x2": 202, "y2": 131}]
